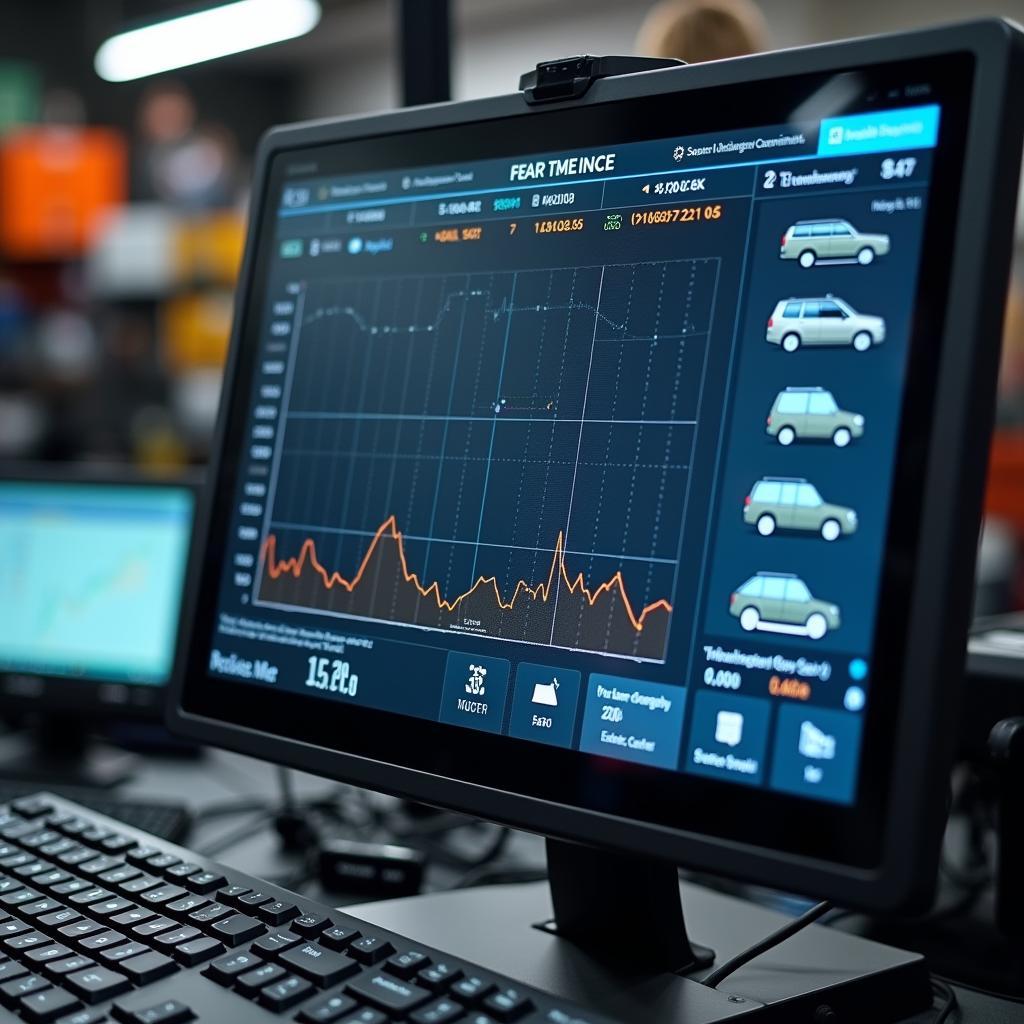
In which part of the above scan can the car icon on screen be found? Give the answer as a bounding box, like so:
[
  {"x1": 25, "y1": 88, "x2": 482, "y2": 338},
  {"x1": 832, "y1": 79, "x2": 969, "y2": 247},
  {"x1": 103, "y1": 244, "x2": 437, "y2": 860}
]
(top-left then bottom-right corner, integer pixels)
[
  {"x1": 729, "y1": 571, "x2": 841, "y2": 640},
  {"x1": 780, "y1": 219, "x2": 891, "y2": 267},
  {"x1": 744, "y1": 476, "x2": 858, "y2": 541},
  {"x1": 766, "y1": 387, "x2": 864, "y2": 447},
  {"x1": 766, "y1": 296, "x2": 885, "y2": 352}
]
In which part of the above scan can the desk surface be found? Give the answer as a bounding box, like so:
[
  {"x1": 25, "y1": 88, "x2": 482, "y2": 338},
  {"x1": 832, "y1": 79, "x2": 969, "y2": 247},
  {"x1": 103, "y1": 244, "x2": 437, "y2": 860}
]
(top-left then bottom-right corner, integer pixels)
[{"x1": 107, "y1": 745, "x2": 1021, "y2": 1024}]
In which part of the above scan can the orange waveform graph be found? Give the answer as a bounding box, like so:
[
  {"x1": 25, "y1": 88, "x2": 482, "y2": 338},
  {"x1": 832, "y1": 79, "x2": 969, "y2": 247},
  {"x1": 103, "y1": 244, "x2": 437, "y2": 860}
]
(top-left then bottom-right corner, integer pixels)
[{"x1": 259, "y1": 515, "x2": 672, "y2": 636}]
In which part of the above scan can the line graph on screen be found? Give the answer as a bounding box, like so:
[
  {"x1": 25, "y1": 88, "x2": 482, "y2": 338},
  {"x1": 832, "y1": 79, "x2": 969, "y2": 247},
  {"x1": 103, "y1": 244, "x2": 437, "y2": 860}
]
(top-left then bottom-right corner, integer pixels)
[{"x1": 254, "y1": 259, "x2": 719, "y2": 661}]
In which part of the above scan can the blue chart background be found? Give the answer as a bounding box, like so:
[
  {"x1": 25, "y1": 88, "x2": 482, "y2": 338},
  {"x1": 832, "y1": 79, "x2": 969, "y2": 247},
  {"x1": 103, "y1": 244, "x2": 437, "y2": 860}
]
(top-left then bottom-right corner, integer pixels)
[{"x1": 258, "y1": 260, "x2": 718, "y2": 662}]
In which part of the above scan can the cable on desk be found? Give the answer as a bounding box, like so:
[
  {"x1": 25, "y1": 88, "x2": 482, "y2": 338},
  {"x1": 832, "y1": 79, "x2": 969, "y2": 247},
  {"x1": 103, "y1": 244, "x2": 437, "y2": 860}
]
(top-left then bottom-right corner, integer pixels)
[
  {"x1": 701, "y1": 899, "x2": 834, "y2": 989},
  {"x1": 931, "y1": 977, "x2": 959, "y2": 1023}
]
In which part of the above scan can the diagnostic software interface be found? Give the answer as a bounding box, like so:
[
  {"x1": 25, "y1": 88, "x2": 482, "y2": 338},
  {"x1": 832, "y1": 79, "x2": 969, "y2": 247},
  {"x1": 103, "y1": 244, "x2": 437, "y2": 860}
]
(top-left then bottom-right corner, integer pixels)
[
  {"x1": 0, "y1": 483, "x2": 194, "y2": 685},
  {"x1": 210, "y1": 100, "x2": 942, "y2": 806}
]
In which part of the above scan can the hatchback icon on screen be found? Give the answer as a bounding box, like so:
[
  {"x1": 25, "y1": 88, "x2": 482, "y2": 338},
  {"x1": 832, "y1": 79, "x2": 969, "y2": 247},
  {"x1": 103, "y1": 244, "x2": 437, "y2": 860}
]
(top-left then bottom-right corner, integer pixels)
[
  {"x1": 766, "y1": 387, "x2": 864, "y2": 448},
  {"x1": 780, "y1": 219, "x2": 891, "y2": 267},
  {"x1": 766, "y1": 296, "x2": 885, "y2": 352},
  {"x1": 729, "y1": 571, "x2": 841, "y2": 640},
  {"x1": 744, "y1": 476, "x2": 857, "y2": 541}
]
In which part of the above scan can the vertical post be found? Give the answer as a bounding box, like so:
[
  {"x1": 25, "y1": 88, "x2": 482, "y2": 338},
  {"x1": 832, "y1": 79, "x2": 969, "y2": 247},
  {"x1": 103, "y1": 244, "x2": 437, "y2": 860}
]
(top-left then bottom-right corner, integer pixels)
[
  {"x1": 544, "y1": 837, "x2": 714, "y2": 974},
  {"x1": 398, "y1": 0, "x2": 451, "y2": 107}
]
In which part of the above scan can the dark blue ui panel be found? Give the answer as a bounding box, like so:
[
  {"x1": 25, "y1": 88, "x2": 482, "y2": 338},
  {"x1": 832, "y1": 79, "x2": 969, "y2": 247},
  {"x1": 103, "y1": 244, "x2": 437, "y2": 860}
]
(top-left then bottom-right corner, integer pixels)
[{"x1": 206, "y1": 101, "x2": 941, "y2": 806}]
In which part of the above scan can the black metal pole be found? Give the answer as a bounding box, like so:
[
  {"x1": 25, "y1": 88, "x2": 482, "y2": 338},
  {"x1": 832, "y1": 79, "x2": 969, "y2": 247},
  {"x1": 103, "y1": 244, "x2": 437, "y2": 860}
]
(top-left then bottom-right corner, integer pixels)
[{"x1": 399, "y1": 0, "x2": 451, "y2": 106}]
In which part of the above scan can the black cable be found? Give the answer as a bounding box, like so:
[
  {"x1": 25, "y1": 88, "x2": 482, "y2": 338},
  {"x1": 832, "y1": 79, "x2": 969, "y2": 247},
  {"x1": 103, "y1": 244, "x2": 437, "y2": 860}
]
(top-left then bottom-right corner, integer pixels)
[
  {"x1": 932, "y1": 977, "x2": 959, "y2": 1023},
  {"x1": 702, "y1": 899, "x2": 833, "y2": 989}
]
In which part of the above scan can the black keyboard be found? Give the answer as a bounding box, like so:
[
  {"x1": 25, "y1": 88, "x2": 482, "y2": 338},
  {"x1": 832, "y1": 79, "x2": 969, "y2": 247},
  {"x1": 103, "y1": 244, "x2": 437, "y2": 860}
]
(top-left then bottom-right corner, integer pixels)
[
  {"x1": 0, "y1": 794, "x2": 615, "y2": 1024},
  {"x1": 0, "y1": 786, "x2": 190, "y2": 844}
]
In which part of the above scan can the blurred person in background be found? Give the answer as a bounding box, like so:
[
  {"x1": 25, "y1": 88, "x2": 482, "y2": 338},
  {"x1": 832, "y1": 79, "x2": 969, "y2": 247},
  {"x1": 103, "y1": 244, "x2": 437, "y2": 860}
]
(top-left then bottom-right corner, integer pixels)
[{"x1": 636, "y1": 0, "x2": 768, "y2": 63}]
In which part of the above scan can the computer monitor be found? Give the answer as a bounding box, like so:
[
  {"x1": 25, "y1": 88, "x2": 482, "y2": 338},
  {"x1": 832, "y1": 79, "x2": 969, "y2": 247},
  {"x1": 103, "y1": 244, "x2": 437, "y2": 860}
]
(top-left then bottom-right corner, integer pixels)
[
  {"x1": 170, "y1": 15, "x2": 1023, "y2": 973},
  {"x1": 0, "y1": 465, "x2": 197, "y2": 783}
]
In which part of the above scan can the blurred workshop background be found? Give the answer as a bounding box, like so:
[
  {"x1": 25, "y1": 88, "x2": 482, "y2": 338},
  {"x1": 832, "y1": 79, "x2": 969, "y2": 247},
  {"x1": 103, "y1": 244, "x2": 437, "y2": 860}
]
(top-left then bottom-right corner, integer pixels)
[{"x1": 1, "y1": 0, "x2": 1023, "y2": 613}]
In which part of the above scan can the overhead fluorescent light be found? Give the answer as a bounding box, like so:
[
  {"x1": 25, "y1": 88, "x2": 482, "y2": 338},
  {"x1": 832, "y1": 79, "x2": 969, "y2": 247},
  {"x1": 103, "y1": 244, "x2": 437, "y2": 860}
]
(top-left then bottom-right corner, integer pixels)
[{"x1": 95, "y1": 0, "x2": 321, "y2": 82}]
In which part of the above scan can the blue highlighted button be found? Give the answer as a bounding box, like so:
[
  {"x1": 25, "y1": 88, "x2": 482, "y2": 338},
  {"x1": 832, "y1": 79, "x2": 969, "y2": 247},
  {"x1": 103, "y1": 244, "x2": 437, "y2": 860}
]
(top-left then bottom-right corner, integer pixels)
[
  {"x1": 579, "y1": 674, "x2": 686, "y2": 770},
  {"x1": 507, "y1": 663, "x2": 582, "y2": 749},
  {"x1": 438, "y1": 652, "x2": 511, "y2": 734},
  {"x1": 817, "y1": 104, "x2": 940, "y2": 156}
]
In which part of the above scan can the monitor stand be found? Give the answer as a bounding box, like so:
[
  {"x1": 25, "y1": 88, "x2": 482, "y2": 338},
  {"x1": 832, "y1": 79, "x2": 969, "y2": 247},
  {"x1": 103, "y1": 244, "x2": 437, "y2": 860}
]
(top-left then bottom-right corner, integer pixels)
[
  {"x1": 346, "y1": 838, "x2": 933, "y2": 1023},
  {"x1": 0, "y1": 716, "x2": 137, "y2": 789}
]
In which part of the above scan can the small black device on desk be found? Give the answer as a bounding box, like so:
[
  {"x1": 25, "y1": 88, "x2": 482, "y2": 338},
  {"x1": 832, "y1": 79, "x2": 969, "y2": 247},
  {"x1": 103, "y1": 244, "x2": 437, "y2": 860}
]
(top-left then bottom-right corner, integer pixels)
[
  {"x1": 0, "y1": 465, "x2": 200, "y2": 790},
  {"x1": 160, "y1": 16, "x2": 1019, "y2": 1023}
]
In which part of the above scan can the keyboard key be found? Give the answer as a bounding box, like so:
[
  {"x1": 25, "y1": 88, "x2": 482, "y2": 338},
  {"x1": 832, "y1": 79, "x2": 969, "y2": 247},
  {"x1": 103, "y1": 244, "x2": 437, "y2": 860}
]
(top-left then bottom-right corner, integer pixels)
[
  {"x1": 33, "y1": 871, "x2": 71, "y2": 890},
  {"x1": 57, "y1": 1008, "x2": 106, "y2": 1024},
  {"x1": 80, "y1": 931, "x2": 130, "y2": 953},
  {"x1": 251, "y1": 930, "x2": 303, "y2": 960},
  {"x1": 100, "y1": 942, "x2": 151, "y2": 965},
  {"x1": 80, "y1": 827, "x2": 114, "y2": 847},
  {"x1": 187, "y1": 904, "x2": 231, "y2": 928},
  {"x1": 91, "y1": 897, "x2": 135, "y2": 919},
  {"x1": 297, "y1": 992, "x2": 358, "y2": 1023},
  {"x1": 80, "y1": 856, "x2": 125, "y2": 877},
  {"x1": 183, "y1": 872, "x2": 224, "y2": 894},
  {"x1": 140, "y1": 886, "x2": 187, "y2": 907},
  {"x1": 483, "y1": 988, "x2": 534, "y2": 1021},
  {"x1": 281, "y1": 943, "x2": 359, "y2": 987},
  {"x1": 410, "y1": 998, "x2": 464, "y2": 1024},
  {"x1": 346, "y1": 972, "x2": 432, "y2": 1014},
  {"x1": 0, "y1": 919, "x2": 31, "y2": 939},
  {"x1": 99, "y1": 866, "x2": 141, "y2": 886},
  {"x1": 216, "y1": 885, "x2": 250, "y2": 906},
  {"x1": 20, "y1": 898, "x2": 62, "y2": 918},
  {"x1": 22, "y1": 831, "x2": 61, "y2": 850},
  {"x1": 164, "y1": 863, "x2": 201, "y2": 881},
  {"x1": 173, "y1": 936, "x2": 222, "y2": 966},
  {"x1": 235, "y1": 961, "x2": 285, "y2": 996},
  {"x1": 0, "y1": 852, "x2": 34, "y2": 869},
  {"x1": 25, "y1": 944, "x2": 73, "y2": 965},
  {"x1": 338, "y1": 1009, "x2": 388, "y2": 1024},
  {"x1": 68, "y1": 888, "x2": 114, "y2": 907},
  {"x1": 258, "y1": 974, "x2": 313, "y2": 1011},
  {"x1": 100, "y1": 836, "x2": 135, "y2": 855},
  {"x1": 0, "y1": 970, "x2": 49, "y2": 1007},
  {"x1": 65, "y1": 965, "x2": 130, "y2": 1003},
  {"x1": 112, "y1": 998, "x2": 194, "y2": 1024},
  {"x1": 126, "y1": 847, "x2": 161, "y2": 867},
  {"x1": 144, "y1": 855, "x2": 180, "y2": 872},
  {"x1": 452, "y1": 976, "x2": 498, "y2": 1004},
  {"x1": 132, "y1": 918, "x2": 176, "y2": 940},
  {"x1": 349, "y1": 936, "x2": 394, "y2": 964},
  {"x1": 13, "y1": 798, "x2": 52, "y2": 819},
  {"x1": 6, "y1": 931, "x2": 51, "y2": 953},
  {"x1": 165, "y1": 895, "x2": 207, "y2": 917},
  {"x1": 0, "y1": 877, "x2": 24, "y2": 896},
  {"x1": 257, "y1": 900, "x2": 299, "y2": 925},
  {"x1": 38, "y1": 908, "x2": 81, "y2": 932},
  {"x1": 3, "y1": 886, "x2": 42, "y2": 906},
  {"x1": 386, "y1": 950, "x2": 431, "y2": 979},
  {"x1": 320, "y1": 926, "x2": 360, "y2": 951},
  {"x1": 292, "y1": 914, "x2": 331, "y2": 938},
  {"x1": 238, "y1": 891, "x2": 274, "y2": 909},
  {"x1": 203, "y1": 950, "x2": 262, "y2": 985},
  {"x1": 20, "y1": 984, "x2": 81, "y2": 1023},
  {"x1": 15, "y1": 862, "x2": 53, "y2": 879},
  {"x1": 51, "y1": 880, "x2": 91, "y2": 898},
  {"x1": 39, "y1": 840, "x2": 75, "y2": 858},
  {"x1": 152, "y1": 927, "x2": 200, "y2": 950},
  {"x1": 418, "y1": 963, "x2": 462, "y2": 992},
  {"x1": 117, "y1": 951, "x2": 177, "y2": 985},
  {"x1": 211, "y1": 914, "x2": 264, "y2": 946},
  {"x1": 120, "y1": 876, "x2": 161, "y2": 896},
  {"x1": 111, "y1": 908, "x2": 156, "y2": 929},
  {"x1": 41, "y1": 955, "x2": 93, "y2": 980},
  {"x1": 0, "y1": 959, "x2": 29, "y2": 983},
  {"x1": 57, "y1": 850, "x2": 95, "y2": 868}
]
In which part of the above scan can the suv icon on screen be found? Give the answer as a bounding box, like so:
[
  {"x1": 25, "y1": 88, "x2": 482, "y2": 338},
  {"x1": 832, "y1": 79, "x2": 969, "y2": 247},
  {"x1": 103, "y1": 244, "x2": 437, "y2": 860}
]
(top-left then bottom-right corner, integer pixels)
[
  {"x1": 766, "y1": 387, "x2": 864, "y2": 447},
  {"x1": 780, "y1": 219, "x2": 891, "y2": 267},
  {"x1": 730, "y1": 571, "x2": 841, "y2": 640},
  {"x1": 766, "y1": 296, "x2": 885, "y2": 352},
  {"x1": 744, "y1": 476, "x2": 858, "y2": 541}
]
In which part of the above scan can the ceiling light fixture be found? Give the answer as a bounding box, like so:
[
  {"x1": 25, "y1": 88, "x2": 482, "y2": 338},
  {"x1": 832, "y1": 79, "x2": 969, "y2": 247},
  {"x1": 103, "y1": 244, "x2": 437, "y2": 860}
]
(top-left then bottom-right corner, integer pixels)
[{"x1": 95, "y1": 0, "x2": 322, "y2": 82}]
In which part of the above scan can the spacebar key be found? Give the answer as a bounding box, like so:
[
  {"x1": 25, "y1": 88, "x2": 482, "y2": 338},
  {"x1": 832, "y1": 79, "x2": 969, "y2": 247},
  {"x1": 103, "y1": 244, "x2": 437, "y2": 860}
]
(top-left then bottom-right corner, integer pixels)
[{"x1": 346, "y1": 972, "x2": 432, "y2": 1014}]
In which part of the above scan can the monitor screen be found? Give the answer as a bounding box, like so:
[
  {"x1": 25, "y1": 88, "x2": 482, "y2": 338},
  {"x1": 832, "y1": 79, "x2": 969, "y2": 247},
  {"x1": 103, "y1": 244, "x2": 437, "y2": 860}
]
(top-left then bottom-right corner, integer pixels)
[
  {"x1": 178, "y1": 48, "x2": 980, "y2": 874},
  {"x1": 0, "y1": 481, "x2": 194, "y2": 687}
]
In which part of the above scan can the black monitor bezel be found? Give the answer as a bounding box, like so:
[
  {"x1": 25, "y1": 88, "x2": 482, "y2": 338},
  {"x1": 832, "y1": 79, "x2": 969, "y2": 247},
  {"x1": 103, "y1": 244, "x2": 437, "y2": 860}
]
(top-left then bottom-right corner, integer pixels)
[
  {"x1": 0, "y1": 462, "x2": 200, "y2": 721},
  {"x1": 168, "y1": 20, "x2": 1024, "y2": 911}
]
